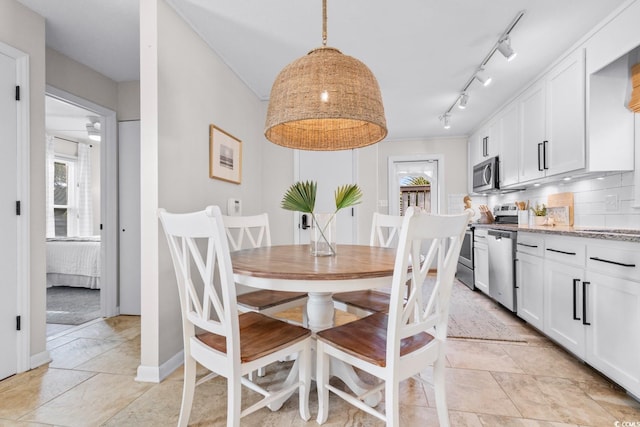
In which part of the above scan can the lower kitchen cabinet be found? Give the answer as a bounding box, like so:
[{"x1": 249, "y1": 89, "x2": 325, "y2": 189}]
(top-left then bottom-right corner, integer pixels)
[
  {"x1": 543, "y1": 260, "x2": 586, "y2": 359},
  {"x1": 585, "y1": 272, "x2": 640, "y2": 398},
  {"x1": 516, "y1": 252, "x2": 544, "y2": 331}
]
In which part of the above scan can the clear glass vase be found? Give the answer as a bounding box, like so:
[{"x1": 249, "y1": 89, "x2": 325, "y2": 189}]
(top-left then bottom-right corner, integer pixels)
[{"x1": 310, "y1": 213, "x2": 336, "y2": 256}]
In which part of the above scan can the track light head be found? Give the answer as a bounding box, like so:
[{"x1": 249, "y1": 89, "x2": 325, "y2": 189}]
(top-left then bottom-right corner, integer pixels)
[
  {"x1": 458, "y1": 92, "x2": 469, "y2": 109},
  {"x1": 440, "y1": 113, "x2": 451, "y2": 129},
  {"x1": 475, "y1": 68, "x2": 492, "y2": 87},
  {"x1": 497, "y1": 36, "x2": 517, "y2": 61}
]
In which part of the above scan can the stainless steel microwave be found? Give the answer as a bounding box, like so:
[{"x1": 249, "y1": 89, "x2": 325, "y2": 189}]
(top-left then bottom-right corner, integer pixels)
[{"x1": 473, "y1": 156, "x2": 499, "y2": 193}]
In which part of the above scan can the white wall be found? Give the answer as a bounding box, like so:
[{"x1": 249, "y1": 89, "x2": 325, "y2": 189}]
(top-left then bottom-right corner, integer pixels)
[
  {"x1": 139, "y1": 0, "x2": 267, "y2": 374},
  {"x1": 0, "y1": 0, "x2": 47, "y2": 362}
]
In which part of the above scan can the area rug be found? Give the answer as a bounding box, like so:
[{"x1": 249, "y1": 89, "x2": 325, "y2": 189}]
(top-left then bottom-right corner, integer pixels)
[
  {"x1": 431, "y1": 279, "x2": 526, "y2": 342},
  {"x1": 46, "y1": 287, "x2": 101, "y2": 325}
]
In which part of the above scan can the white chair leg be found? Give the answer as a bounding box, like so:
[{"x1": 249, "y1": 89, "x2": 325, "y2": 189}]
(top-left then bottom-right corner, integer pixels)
[
  {"x1": 227, "y1": 376, "x2": 242, "y2": 427},
  {"x1": 386, "y1": 376, "x2": 400, "y2": 427},
  {"x1": 258, "y1": 366, "x2": 266, "y2": 377},
  {"x1": 298, "y1": 343, "x2": 311, "y2": 421},
  {"x1": 316, "y1": 341, "x2": 330, "y2": 425},
  {"x1": 433, "y1": 355, "x2": 450, "y2": 427},
  {"x1": 178, "y1": 356, "x2": 196, "y2": 427}
]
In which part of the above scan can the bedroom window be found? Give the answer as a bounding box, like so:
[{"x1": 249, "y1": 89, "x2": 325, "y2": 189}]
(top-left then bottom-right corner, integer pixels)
[{"x1": 53, "y1": 159, "x2": 77, "y2": 237}]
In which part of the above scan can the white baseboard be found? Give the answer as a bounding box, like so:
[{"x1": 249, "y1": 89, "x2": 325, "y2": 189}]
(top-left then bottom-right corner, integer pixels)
[
  {"x1": 135, "y1": 350, "x2": 184, "y2": 383},
  {"x1": 31, "y1": 350, "x2": 52, "y2": 370}
]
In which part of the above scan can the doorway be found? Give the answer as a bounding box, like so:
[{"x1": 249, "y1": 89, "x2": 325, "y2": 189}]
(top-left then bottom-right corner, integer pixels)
[
  {"x1": 388, "y1": 155, "x2": 444, "y2": 216},
  {"x1": 45, "y1": 96, "x2": 103, "y2": 336},
  {"x1": 295, "y1": 150, "x2": 357, "y2": 244},
  {"x1": 45, "y1": 87, "x2": 119, "y2": 334}
]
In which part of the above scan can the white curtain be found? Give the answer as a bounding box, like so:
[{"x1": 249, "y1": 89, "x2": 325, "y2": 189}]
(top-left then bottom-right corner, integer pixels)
[
  {"x1": 77, "y1": 143, "x2": 94, "y2": 236},
  {"x1": 45, "y1": 135, "x2": 55, "y2": 238}
]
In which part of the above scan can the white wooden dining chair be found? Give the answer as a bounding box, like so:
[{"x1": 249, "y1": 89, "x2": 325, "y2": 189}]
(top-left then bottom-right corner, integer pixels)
[
  {"x1": 159, "y1": 206, "x2": 311, "y2": 427},
  {"x1": 316, "y1": 207, "x2": 471, "y2": 427},
  {"x1": 222, "y1": 213, "x2": 308, "y2": 326},
  {"x1": 332, "y1": 212, "x2": 404, "y2": 316}
]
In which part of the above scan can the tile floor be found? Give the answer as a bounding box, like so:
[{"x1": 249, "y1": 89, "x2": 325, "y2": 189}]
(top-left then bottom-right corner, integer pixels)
[{"x1": 2, "y1": 295, "x2": 640, "y2": 426}]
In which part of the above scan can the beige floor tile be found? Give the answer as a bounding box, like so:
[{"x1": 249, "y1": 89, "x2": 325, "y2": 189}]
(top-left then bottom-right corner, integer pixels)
[
  {"x1": 0, "y1": 420, "x2": 53, "y2": 426},
  {"x1": 21, "y1": 373, "x2": 152, "y2": 426},
  {"x1": 577, "y1": 380, "x2": 640, "y2": 421},
  {"x1": 446, "y1": 340, "x2": 525, "y2": 373},
  {"x1": 477, "y1": 414, "x2": 579, "y2": 426},
  {"x1": 74, "y1": 336, "x2": 141, "y2": 376},
  {"x1": 0, "y1": 368, "x2": 94, "y2": 419},
  {"x1": 48, "y1": 337, "x2": 123, "y2": 369},
  {"x1": 492, "y1": 371, "x2": 616, "y2": 425},
  {"x1": 424, "y1": 368, "x2": 521, "y2": 417},
  {"x1": 449, "y1": 410, "x2": 484, "y2": 427},
  {"x1": 45, "y1": 334, "x2": 77, "y2": 351},
  {"x1": 67, "y1": 315, "x2": 140, "y2": 341},
  {"x1": 500, "y1": 343, "x2": 604, "y2": 382}
]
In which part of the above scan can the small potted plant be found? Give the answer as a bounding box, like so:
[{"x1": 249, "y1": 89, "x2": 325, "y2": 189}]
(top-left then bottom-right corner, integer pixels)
[
  {"x1": 281, "y1": 181, "x2": 362, "y2": 256},
  {"x1": 530, "y1": 203, "x2": 547, "y2": 226}
]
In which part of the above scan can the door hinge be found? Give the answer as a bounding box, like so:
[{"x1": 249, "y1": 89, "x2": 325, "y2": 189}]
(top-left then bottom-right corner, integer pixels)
[
  {"x1": 100, "y1": 223, "x2": 103, "y2": 230},
  {"x1": 16, "y1": 201, "x2": 21, "y2": 216},
  {"x1": 15, "y1": 85, "x2": 20, "y2": 101},
  {"x1": 16, "y1": 315, "x2": 21, "y2": 331}
]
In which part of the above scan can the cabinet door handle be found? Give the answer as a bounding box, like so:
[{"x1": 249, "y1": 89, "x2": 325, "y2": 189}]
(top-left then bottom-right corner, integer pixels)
[
  {"x1": 517, "y1": 243, "x2": 538, "y2": 248},
  {"x1": 483, "y1": 136, "x2": 488, "y2": 157},
  {"x1": 582, "y1": 281, "x2": 591, "y2": 326},
  {"x1": 537, "y1": 143, "x2": 543, "y2": 171},
  {"x1": 572, "y1": 279, "x2": 581, "y2": 321},
  {"x1": 589, "y1": 256, "x2": 636, "y2": 268},
  {"x1": 546, "y1": 248, "x2": 577, "y2": 256},
  {"x1": 543, "y1": 140, "x2": 549, "y2": 170}
]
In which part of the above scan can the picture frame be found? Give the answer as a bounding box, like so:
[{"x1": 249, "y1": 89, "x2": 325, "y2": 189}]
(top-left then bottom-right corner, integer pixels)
[{"x1": 209, "y1": 124, "x2": 242, "y2": 184}]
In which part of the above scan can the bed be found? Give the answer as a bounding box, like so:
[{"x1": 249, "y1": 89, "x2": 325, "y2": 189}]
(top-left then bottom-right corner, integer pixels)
[{"x1": 46, "y1": 236, "x2": 101, "y2": 289}]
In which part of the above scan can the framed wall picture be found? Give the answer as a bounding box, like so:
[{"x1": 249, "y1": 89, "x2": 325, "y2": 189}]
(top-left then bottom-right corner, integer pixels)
[{"x1": 209, "y1": 125, "x2": 242, "y2": 184}]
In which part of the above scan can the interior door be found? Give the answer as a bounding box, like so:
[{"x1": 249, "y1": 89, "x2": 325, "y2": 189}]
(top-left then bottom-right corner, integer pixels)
[
  {"x1": 297, "y1": 150, "x2": 355, "y2": 244},
  {"x1": 118, "y1": 120, "x2": 141, "y2": 315},
  {"x1": 0, "y1": 51, "x2": 18, "y2": 380}
]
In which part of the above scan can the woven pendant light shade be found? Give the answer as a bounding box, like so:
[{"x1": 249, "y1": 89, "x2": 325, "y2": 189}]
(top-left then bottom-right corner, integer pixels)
[{"x1": 264, "y1": 46, "x2": 387, "y2": 151}]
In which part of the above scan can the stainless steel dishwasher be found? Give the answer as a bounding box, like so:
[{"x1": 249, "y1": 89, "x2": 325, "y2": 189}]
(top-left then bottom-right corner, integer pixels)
[{"x1": 487, "y1": 229, "x2": 517, "y2": 312}]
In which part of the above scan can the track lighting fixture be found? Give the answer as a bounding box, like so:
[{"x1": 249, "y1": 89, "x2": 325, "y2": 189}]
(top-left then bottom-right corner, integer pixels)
[
  {"x1": 440, "y1": 113, "x2": 451, "y2": 129},
  {"x1": 475, "y1": 68, "x2": 492, "y2": 87},
  {"x1": 497, "y1": 36, "x2": 517, "y2": 61},
  {"x1": 458, "y1": 92, "x2": 469, "y2": 109},
  {"x1": 437, "y1": 10, "x2": 525, "y2": 129}
]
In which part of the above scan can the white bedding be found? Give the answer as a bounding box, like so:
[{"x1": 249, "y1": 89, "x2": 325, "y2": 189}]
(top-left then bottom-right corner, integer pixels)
[{"x1": 46, "y1": 237, "x2": 101, "y2": 289}]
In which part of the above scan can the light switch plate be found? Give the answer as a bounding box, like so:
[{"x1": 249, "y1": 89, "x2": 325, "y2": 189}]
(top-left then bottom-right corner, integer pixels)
[
  {"x1": 227, "y1": 198, "x2": 242, "y2": 216},
  {"x1": 604, "y1": 194, "x2": 618, "y2": 212}
]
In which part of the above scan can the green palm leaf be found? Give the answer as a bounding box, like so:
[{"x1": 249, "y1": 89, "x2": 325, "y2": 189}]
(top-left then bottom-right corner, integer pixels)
[
  {"x1": 281, "y1": 181, "x2": 316, "y2": 213},
  {"x1": 334, "y1": 184, "x2": 362, "y2": 211}
]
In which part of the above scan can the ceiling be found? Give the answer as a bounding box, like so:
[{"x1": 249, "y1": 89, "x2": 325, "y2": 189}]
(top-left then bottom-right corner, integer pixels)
[
  {"x1": 18, "y1": 0, "x2": 629, "y2": 140},
  {"x1": 45, "y1": 96, "x2": 98, "y2": 144}
]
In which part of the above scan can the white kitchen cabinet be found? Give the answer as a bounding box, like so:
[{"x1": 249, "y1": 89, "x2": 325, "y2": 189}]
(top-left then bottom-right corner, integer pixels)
[
  {"x1": 545, "y1": 49, "x2": 586, "y2": 175},
  {"x1": 516, "y1": 252, "x2": 544, "y2": 330},
  {"x1": 515, "y1": 233, "x2": 544, "y2": 330},
  {"x1": 544, "y1": 260, "x2": 586, "y2": 359},
  {"x1": 499, "y1": 103, "x2": 520, "y2": 187},
  {"x1": 518, "y1": 82, "x2": 546, "y2": 183},
  {"x1": 519, "y1": 49, "x2": 586, "y2": 184},
  {"x1": 473, "y1": 229, "x2": 489, "y2": 295},
  {"x1": 585, "y1": 271, "x2": 640, "y2": 398}
]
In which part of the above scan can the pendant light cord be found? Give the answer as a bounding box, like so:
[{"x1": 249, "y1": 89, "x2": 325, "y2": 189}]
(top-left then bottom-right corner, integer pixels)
[{"x1": 322, "y1": 0, "x2": 327, "y2": 46}]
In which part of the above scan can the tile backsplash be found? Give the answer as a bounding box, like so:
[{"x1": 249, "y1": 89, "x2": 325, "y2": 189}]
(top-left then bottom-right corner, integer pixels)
[{"x1": 486, "y1": 171, "x2": 640, "y2": 229}]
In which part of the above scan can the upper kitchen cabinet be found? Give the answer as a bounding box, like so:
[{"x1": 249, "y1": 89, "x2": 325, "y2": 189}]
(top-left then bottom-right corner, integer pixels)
[
  {"x1": 519, "y1": 49, "x2": 586, "y2": 184},
  {"x1": 497, "y1": 103, "x2": 520, "y2": 187}
]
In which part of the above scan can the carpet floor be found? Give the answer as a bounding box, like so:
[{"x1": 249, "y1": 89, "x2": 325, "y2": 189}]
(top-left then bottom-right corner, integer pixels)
[{"x1": 46, "y1": 287, "x2": 101, "y2": 325}]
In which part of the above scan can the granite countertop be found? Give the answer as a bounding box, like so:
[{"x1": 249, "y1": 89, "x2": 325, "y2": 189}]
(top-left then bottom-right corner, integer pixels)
[{"x1": 472, "y1": 222, "x2": 640, "y2": 243}]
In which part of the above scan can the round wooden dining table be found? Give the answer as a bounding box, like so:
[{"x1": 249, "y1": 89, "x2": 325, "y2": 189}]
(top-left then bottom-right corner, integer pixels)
[
  {"x1": 230, "y1": 244, "x2": 397, "y2": 332},
  {"x1": 231, "y1": 243, "x2": 397, "y2": 407}
]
